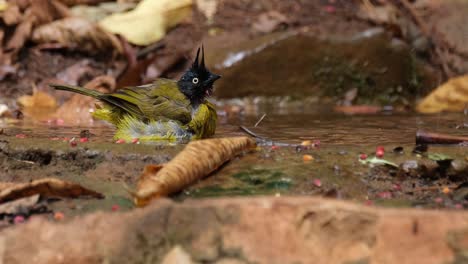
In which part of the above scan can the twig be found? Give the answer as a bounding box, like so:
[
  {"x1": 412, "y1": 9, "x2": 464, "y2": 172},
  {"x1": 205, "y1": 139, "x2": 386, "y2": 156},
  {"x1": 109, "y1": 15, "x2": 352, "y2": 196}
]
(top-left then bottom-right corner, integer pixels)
[
  {"x1": 239, "y1": 126, "x2": 295, "y2": 147},
  {"x1": 416, "y1": 130, "x2": 468, "y2": 145},
  {"x1": 254, "y1": 113, "x2": 267, "y2": 127},
  {"x1": 137, "y1": 42, "x2": 165, "y2": 60}
]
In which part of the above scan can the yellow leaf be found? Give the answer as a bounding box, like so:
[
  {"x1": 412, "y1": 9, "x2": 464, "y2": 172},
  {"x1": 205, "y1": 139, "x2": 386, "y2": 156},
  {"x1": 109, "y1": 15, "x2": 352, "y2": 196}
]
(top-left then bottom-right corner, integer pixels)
[
  {"x1": 17, "y1": 89, "x2": 57, "y2": 109},
  {"x1": 417, "y1": 75, "x2": 468, "y2": 113},
  {"x1": 17, "y1": 88, "x2": 58, "y2": 120},
  {"x1": 0, "y1": 1, "x2": 7, "y2": 12},
  {"x1": 99, "y1": 0, "x2": 192, "y2": 46}
]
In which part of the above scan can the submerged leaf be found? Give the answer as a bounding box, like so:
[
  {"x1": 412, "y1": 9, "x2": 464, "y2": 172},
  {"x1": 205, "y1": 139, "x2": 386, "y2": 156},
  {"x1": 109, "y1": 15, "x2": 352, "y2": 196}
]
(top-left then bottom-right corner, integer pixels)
[
  {"x1": 428, "y1": 153, "x2": 453, "y2": 162},
  {"x1": 0, "y1": 178, "x2": 104, "y2": 203},
  {"x1": 359, "y1": 156, "x2": 398, "y2": 167},
  {"x1": 134, "y1": 136, "x2": 256, "y2": 206},
  {"x1": 99, "y1": 0, "x2": 192, "y2": 46},
  {"x1": 417, "y1": 75, "x2": 468, "y2": 113}
]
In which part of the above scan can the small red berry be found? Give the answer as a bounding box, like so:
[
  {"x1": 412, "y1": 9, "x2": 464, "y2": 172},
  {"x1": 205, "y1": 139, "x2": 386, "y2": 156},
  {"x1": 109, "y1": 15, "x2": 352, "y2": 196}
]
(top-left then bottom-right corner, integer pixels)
[
  {"x1": 111, "y1": 204, "x2": 120, "y2": 211},
  {"x1": 376, "y1": 149, "x2": 384, "y2": 158},
  {"x1": 377, "y1": 191, "x2": 392, "y2": 199},
  {"x1": 359, "y1": 153, "x2": 368, "y2": 160},
  {"x1": 434, "y1": 197, "x2": 443, "y2": 204},
  {"x1": 14, "y1": 215, "x2": 25, "y2": 224},
  {"x1": 115, "y1": 139, "x2": 126, "y2": 144},
  {"x1": 313, "y1": 179, "x2": 322, "y2": 187},
  {"x1": 15, "y1": 134, "x2": 26, "y2": 139},
  {"x1": 79, "y1": 137, "x2": 89, "y2": 143},
  {"x1": 270, "y1": 145, "x2": 279, "y2": 150},
  {"x1": 313, "y1": 140, "x2": 321, "y2": 147},
  {"x1": 69, "y1": 141, "x2": 77, "y2": 147},
  {"x1": 54, "y1": 212, "x2": 65, "y2": 221},
  {"x1": 131, "y1": 138, "x2": 139, "y2": 144}
]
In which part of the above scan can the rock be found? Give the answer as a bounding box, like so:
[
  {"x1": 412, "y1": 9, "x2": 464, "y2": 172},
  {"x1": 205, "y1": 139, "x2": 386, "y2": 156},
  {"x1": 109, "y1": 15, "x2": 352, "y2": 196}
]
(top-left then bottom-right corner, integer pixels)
[
  {"x1": 211, "y1": 29, "x2": 436, "y2": 106},
  {"x1": 1, "y1": 197, "x2": 468, "y2": 263},
  {"x1": 161, "y1": 245, "x2": 195, "y2": 264}
]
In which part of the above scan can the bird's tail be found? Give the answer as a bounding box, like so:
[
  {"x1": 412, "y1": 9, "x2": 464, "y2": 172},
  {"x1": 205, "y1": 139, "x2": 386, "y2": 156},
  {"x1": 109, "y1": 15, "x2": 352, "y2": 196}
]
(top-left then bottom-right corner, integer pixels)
[{"x1": 49, "y1": 84, "x2": 103, "y2": 99}]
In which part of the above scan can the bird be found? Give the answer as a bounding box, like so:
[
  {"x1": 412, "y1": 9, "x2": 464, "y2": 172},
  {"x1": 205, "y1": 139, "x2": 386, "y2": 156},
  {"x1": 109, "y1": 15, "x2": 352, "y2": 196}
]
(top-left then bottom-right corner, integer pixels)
[{"x1": 50, "y1": 46, "x2": 221, "y2": 142}]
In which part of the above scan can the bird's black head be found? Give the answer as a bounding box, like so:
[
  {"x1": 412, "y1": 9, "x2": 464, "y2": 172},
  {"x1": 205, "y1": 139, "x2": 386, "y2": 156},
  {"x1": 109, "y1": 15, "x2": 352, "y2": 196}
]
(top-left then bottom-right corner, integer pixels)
[{"x1": 178, "y1": 46, "x2": 221, "y2": 105}]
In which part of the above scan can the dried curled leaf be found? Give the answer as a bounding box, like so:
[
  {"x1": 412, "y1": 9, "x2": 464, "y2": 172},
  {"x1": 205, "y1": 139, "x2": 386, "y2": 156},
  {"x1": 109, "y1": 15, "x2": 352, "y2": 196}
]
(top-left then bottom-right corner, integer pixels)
[
  {"x1": 134, "y1": 137, "x2": 256, "y2": 206},
  {"x1": 32, "y1": 17, "x2": 122, "y2": 55},
  {"x1": 17, "y1": 87, "x2": 58, "y2": 120},
  {"x1": 0, "y1": 178, "x2": 104, "y2": 203},
  {"x1": 99, "y1": 0, "x2": 192, "y2": 46},
  {"x1": 417, "y1": 75, "x2": 468, "y2": 113}
]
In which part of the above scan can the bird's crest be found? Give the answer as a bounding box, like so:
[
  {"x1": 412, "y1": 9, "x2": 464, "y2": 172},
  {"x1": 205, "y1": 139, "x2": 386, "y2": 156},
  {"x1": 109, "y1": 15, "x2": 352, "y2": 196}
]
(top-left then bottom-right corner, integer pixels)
[{"x1": 192, "y1": 46, "x2": 207, "y2": 73}]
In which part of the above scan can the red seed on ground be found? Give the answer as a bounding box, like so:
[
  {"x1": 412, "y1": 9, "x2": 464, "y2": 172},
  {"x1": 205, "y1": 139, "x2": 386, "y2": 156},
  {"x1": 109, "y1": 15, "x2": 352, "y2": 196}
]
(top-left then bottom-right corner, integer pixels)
[
  {"x1": 434, "y1": 197, "x2": 444, "y2": 204},
  {"x1": 15, "y1": 134, "x2": 26, "y2": 139},
  {"x1": 392, "y1": 183, "x2": 402, "y2": 191},
  {"x1": 270, "y1": 145, "x2": 279, "y2": 150},
  {"x1": 69, "y1": 141, "x2": 77, "y2": 147},
  {"x1": 364, "y1": 200, "x2": 373, "y2": 206},
  {"x1": 79, "y1": 137, "x2": 89, "y2": 143},
  {"x1": 359, "y1": 153, "x2": 368, "y2": 160},
  {"x1": 376, "y1": 146, "x2": 385, "y2": 152},
  {"x1": 313, "y1": 140, "x2": 321, "y2": 147},
  {"x1": 313, "y1": 179, "x2": 322, "y2": 187},
  {"x1": 455, "y1": 204, "x2": 463, "y2": 209},
  {"x1": 50, "y1": 137, "x2": 60, "y2": 141},
  {"x1": 377, "y1": 191, "x2": 392, "y2": 199},
  {"x1": 111, "y1": 204, "x2": 120, "y2": 211},
  {"x1": 376, "y1": 149, "x2": 384, "y2": 158},
  {"x1": 54, "y1": 212, "x2": 65, "y2": 221},
  {"x1": 131, "y1": 138, "x2": 139, "y2": 144},
  {"x1": 324, "y1": 5, "x2": 336, "y2": 13},
  {"x1": 13, "y1": 215, "x2": 25, "y2": 224},
  {"x1": 115, "y1": 139, "x2": 126, "y2": 144},
  {"x1": 56, "y1": 119, "x2": 65, "y2": 125}
]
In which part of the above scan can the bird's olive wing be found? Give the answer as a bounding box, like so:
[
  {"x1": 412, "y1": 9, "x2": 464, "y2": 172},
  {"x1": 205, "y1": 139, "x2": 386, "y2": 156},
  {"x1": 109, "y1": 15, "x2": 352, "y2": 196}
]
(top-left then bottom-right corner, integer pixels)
[{"x1": 104, "y1": 86, "x2": 192, "y2": 124}]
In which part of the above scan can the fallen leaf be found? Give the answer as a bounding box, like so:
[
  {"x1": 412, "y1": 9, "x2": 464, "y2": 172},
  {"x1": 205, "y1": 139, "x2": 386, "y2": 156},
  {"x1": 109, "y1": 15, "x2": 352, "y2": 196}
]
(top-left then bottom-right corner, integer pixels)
[
  {"x1": 428, "y1": 153, "x2": 452, "y2": 162},
  {"x1": 2, "y1": 4, "x2": 22, "y2": 25},
  {"x1": 0, "y1": 194, "x2": 39, "y2": 215},
  {"x1": 17, "y1": 87, "x2": 58, "y2": 120},
  {"x1": 0, "y1": 178, "x2": 104, "y2": 203},
  {"x1": 70, "y1": 1, "x2": 137, "y2": 22},
  {"x1": 417, "y1": 75, "x2": 468, "y2": 113},
  {"x1": 252, "y1": 11, "x2": 288, "y2": 34},
  {"x1": 6, "y1": 11, "x2": 34, "y2": 51},
  {"x1": 359, "y1": 156, "x2": 398, "y2": 167},
  {"x1": 134, "y1": 137, "x2": 256, "y2": 206},
  {"x1": 99, "y1": 0, "x2": 192, "y2": 46},
  {"x1": 54, "y1": 75, "x2": 115, "y2": 124},
  {"x1": 357, "y1": 0, "x2": 400, "y2": 25},
  {"x1": 196, "y1": 0, "x2": 217, "y2": 21},
  {"x1": 32, "y1": 17, "x2": 122, "y2": 55},
  {"x1": 0, "y1": 0, "x2": 7, "y2": 12}
]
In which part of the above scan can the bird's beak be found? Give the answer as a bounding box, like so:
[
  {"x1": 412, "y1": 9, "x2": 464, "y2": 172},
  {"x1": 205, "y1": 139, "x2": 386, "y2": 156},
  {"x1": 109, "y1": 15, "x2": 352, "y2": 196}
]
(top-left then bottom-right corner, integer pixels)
[{"x1": 208, "y1": 73, "x2": 221, "y2": 83}]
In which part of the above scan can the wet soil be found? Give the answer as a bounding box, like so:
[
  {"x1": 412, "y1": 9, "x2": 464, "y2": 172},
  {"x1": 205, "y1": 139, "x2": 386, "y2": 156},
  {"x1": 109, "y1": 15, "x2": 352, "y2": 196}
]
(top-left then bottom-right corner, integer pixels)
[{"x1": 0, "y1": 112, "x2": 466, "y2": 217}]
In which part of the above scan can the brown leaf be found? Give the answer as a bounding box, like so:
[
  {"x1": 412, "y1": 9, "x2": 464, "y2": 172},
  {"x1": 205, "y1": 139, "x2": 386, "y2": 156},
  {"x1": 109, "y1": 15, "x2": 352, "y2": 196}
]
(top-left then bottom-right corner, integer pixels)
[
  {"x1": 0, "y1": 178, "x2": 104, "y2": 203},
  {"x1": 17, "y1": 87, "x2": 58, "y2": 120},
  {"x1": 2, "y1": 4, "x2": 22, "y2": 25},
  {"x1": 5, "y1": 11, "x2": 34, "y2": 51},
  {"x1": 32, "y1": 17, "x2": 122, "y2": 55},
  {"x1": 134, "y1": 137, "x2": 256, "y2": 206},
  {"x1": 31, "y1": 0, "x2": 70, "y2": 25},
  {"x1": 252, "y1": 11, "x2": 288, "y2": 34}
]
